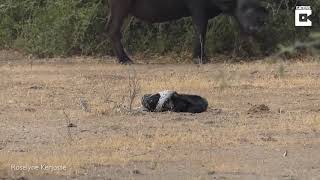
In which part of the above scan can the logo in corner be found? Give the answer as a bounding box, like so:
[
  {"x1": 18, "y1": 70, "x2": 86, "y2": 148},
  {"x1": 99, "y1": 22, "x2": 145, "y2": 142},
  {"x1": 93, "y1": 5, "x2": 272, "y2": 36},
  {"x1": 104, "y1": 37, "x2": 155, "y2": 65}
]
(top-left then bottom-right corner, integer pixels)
[{"x1": 295, "y1": 6, "x2": 312, "y2": 27}]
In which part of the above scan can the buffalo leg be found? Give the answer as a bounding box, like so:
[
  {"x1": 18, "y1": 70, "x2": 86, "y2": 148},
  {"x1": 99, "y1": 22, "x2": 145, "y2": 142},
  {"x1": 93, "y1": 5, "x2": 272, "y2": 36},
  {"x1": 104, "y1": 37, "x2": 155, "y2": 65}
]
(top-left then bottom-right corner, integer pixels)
[
  {"x1": 107, "y1": 0, "x2": 132, "y2": 64},
  {"x1": 191, "y1": 14, "x2": 208, "y2": 64}
]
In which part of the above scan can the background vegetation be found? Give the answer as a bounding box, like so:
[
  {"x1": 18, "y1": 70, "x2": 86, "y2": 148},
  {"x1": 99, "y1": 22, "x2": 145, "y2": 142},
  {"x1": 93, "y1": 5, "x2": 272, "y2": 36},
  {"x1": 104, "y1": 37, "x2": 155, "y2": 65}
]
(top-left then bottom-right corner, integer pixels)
[{"x1": 0, "y1": 0, "x2": 319, "y2": 58}]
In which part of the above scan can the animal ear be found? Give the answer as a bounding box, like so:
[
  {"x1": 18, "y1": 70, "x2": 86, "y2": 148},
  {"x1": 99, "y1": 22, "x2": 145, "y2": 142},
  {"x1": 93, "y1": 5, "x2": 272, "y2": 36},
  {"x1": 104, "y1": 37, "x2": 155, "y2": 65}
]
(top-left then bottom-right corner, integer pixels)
[{"x1": 172, "y1": 92, "x2": 179, "y2": 98}]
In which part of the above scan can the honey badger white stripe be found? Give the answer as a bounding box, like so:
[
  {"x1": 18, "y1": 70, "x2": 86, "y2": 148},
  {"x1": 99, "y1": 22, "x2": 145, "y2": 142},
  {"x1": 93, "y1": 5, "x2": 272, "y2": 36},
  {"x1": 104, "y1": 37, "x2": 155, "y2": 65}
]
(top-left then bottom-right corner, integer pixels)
[{"x1": 155, "y1": 90, "x2": 176, "y2": 112}]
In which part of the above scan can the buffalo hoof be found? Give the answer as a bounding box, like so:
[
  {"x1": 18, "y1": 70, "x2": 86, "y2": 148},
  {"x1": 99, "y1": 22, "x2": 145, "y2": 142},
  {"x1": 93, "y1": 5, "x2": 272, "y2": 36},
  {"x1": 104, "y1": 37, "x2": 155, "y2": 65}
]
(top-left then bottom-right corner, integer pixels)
[
  {"x1": 193, "y1": 57, "x2": 209, "y2": 64},
  {"x1": 119, "y1": 58, "x2": 133, "y2": 65},
  {"x1": 119, "y1": 60, "x2": 133, "y2": 65}
]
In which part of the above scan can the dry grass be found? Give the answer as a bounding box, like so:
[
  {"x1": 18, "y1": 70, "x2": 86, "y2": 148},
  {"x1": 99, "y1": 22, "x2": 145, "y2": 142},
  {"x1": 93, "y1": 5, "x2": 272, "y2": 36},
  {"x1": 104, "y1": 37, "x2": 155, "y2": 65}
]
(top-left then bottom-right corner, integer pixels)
[{"x1": 0, "y1": 55, "x2": 320, "y2": 178}]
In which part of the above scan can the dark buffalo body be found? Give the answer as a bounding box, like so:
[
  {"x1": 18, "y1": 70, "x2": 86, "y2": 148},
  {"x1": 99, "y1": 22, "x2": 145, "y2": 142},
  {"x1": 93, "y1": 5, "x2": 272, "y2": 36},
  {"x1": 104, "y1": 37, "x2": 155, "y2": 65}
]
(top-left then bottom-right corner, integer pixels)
[{"x1": 107, "y1": 0, "x2": 268, "y2": 64}]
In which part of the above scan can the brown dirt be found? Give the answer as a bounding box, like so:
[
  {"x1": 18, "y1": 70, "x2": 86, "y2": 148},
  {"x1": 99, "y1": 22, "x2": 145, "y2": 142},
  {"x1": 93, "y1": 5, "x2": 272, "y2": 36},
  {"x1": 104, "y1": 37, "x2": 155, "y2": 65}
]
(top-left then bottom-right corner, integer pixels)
[{"x1": 0, "y1": 52, "x2": 320, "y2": 179}]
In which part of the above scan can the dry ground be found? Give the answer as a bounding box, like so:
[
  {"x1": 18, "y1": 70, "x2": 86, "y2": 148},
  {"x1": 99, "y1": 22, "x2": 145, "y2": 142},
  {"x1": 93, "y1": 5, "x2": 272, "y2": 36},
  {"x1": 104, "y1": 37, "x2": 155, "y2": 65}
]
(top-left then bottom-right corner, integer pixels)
[{"x1": 0, "y1": 51, "x2": 320, "y2": 179}]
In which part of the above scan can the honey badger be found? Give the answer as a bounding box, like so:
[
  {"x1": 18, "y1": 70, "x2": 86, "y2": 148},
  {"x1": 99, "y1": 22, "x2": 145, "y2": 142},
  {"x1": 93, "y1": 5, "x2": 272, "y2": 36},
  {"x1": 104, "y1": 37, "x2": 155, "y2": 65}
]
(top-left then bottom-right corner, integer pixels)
[{"x1": 142, "y1": 90, "x2": 208, "y2": 113}]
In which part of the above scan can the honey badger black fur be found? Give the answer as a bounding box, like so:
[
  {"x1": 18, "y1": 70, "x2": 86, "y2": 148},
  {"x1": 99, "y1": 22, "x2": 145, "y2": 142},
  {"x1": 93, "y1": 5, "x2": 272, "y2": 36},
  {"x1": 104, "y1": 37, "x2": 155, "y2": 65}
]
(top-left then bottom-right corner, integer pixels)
[{"x1": 142, "y1": 91, "x2": 208, "y2": 113}]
